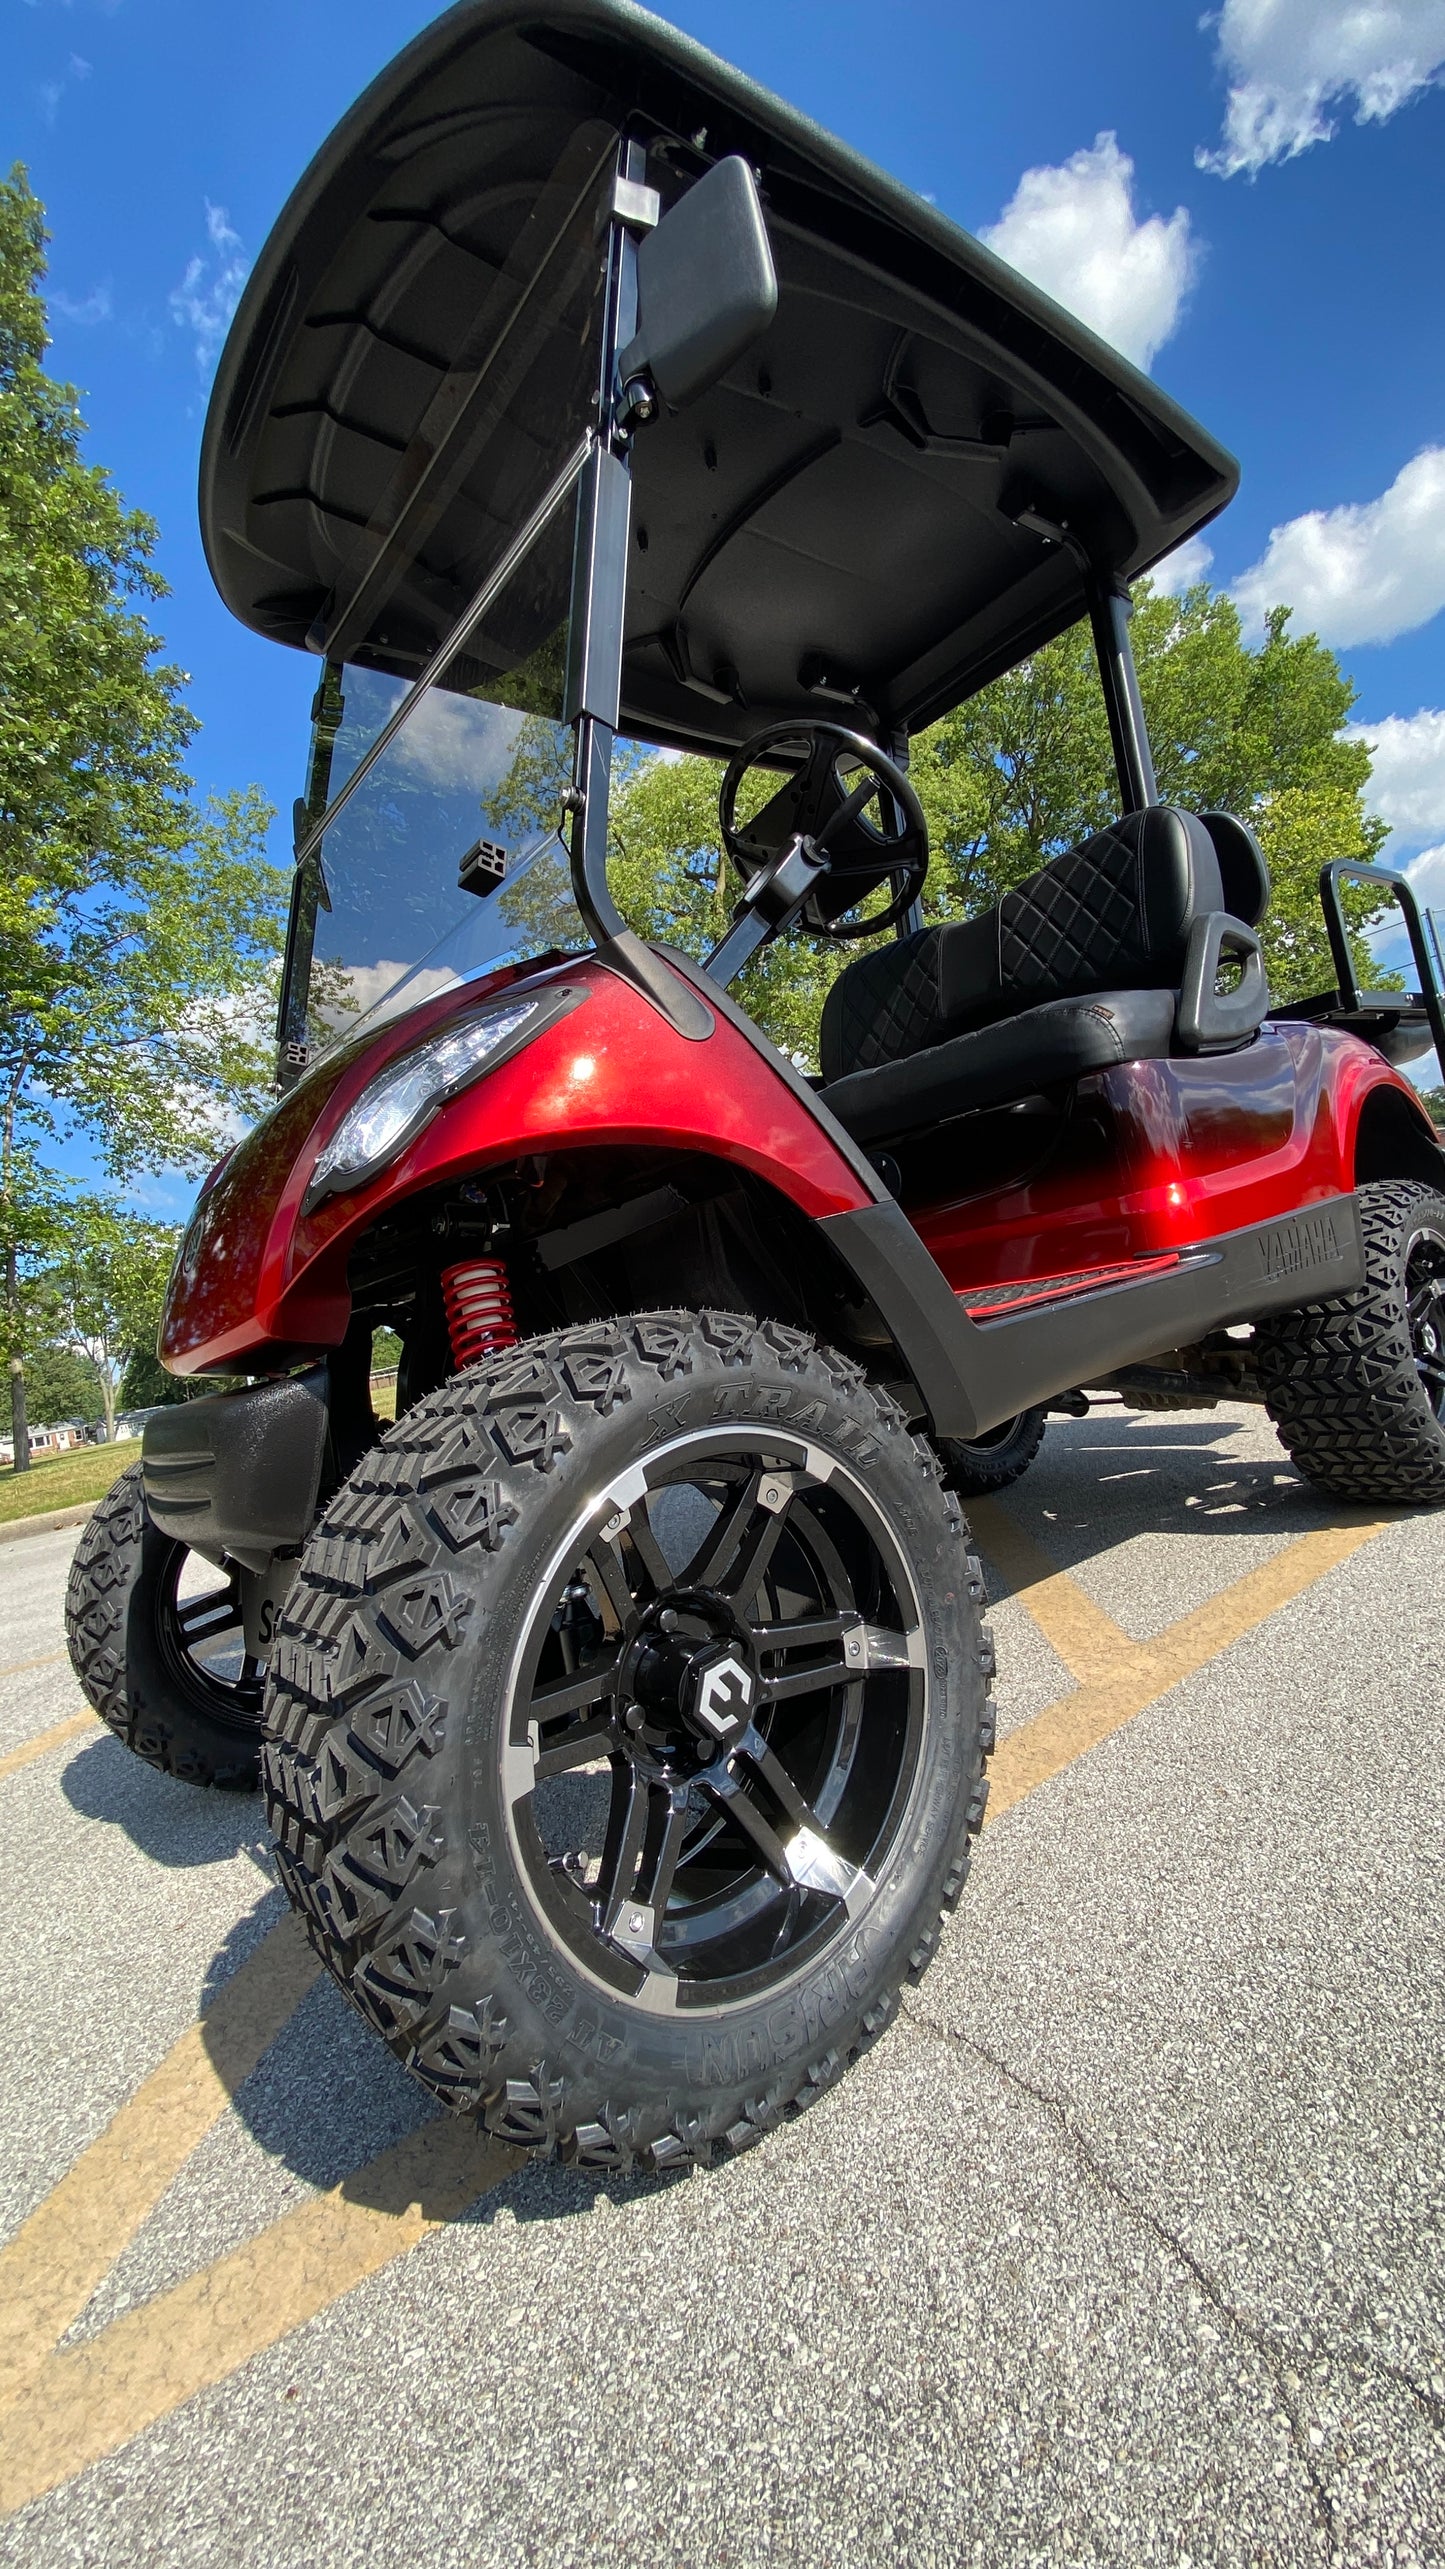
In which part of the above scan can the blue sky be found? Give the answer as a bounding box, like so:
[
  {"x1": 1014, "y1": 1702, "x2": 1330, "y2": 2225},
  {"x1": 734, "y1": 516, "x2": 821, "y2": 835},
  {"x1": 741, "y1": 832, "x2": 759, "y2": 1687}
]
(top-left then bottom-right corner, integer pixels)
[{"x1": 7, "y1": 0, "x2": 1445, "y2": 1204}]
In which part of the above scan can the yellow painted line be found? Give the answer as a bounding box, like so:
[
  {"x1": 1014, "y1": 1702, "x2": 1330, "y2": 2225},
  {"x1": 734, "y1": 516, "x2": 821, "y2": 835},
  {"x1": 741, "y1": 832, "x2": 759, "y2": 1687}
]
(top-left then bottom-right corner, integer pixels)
[
  {"x1": 0, "y1": 1650, "x2": 69, "y2": 1683},
  {"x1": 0, "y1": 1709, "x2": 97, "y2": 1783},
  {"x1": 985, "y1": 1516, "x2": 1389, "y2": 1824},
  {"x1": 0, "y1": 2120, "x2": 524, "y2": 2516},
  {"x1": 968, "y1": 1497, "x2": 1134, "y2": 1683},
  {"x1": 0, "y1": 1910, "x2": 320, "y2": 2410}
]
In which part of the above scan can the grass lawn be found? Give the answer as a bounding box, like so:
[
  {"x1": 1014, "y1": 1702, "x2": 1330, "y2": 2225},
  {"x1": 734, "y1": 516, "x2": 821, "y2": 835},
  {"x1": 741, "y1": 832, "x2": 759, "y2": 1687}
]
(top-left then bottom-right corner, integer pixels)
[{"x1": 0, "y1": 1440, "x2": 135, "y2": 1527}]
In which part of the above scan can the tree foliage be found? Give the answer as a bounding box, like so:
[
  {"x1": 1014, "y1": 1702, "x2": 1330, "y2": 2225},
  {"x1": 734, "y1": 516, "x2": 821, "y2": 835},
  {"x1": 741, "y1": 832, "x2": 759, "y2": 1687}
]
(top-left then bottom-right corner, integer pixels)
[
  {"x1": 606, "y1": 580, "x2": 1390, "y2": 1062},
  {"x1": 0, "y1": 166, "x2": 286, "y2": 1185},
  {"x1": 0, "y1": 166, "x2": 285, "y2": 1457},
  {"x1": 46, "y1": 1204, "x2": 179, "y2": 1442},
  {"x1": 21, "y1": 1340, "x2": 105, "y2": 1428}
]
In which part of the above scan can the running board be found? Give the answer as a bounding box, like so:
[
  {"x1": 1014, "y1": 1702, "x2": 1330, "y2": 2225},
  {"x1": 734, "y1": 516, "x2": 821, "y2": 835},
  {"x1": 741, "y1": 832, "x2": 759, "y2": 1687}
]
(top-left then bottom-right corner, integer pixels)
[
  {"x1": 960, "y1": 1253, "x2": 1184, "y2": 1320},
  {"x1": 819, "y1": 1197, "x2": 1364, "y2": 1440}
]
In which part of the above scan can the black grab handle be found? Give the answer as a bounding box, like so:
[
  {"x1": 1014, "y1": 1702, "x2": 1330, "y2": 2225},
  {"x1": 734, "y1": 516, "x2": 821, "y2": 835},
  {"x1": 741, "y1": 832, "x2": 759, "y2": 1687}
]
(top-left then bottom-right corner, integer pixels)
[{"x1": 1175, "y1": 913, "x2": 1270, "y2": 1054}]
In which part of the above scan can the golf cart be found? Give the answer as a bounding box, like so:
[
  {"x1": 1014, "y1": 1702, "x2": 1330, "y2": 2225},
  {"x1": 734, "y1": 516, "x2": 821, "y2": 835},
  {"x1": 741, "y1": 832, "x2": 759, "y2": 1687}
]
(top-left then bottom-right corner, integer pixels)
[{"x1": 68, "y1": 0, "x2": 1445, "y2": 2171}]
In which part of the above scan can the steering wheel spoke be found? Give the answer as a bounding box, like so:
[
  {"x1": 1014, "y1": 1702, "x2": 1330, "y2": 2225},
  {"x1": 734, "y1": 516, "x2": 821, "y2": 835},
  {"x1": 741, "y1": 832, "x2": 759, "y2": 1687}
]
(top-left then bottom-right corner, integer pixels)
[{"x1": 716, "y1": 719, "x2": 928, "y2": 946}]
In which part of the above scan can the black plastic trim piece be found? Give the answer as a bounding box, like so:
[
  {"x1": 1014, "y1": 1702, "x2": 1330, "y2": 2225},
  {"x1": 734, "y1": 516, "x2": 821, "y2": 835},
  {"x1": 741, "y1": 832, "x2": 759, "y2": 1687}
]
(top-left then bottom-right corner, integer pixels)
[
  {"x1": 142, "y1": 1370, "x2": 330, "y2": 1575},
  {"x1": 593, "y1": 933, "x2": 715, "y2": 1039},
  {"x1": 820, "y1": 1195, "x2": 1366, "y2": 1439},
  {"x1": 819, "y1": 1202, "x2": 987, "y2": 1438}
]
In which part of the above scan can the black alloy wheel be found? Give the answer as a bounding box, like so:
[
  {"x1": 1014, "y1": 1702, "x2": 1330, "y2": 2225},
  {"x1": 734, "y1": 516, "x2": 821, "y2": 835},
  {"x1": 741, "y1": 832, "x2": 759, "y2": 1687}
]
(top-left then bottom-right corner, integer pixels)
[
  {"x1": 65, "y1": 1462, "x2": 268, "y2": 1786},
  {"x1": 509, "y1": 1437, "x2": 924, "y2": 2014},
  {"x1": 263, "y1": 1313, "x2": 995, "y2": 2170}
]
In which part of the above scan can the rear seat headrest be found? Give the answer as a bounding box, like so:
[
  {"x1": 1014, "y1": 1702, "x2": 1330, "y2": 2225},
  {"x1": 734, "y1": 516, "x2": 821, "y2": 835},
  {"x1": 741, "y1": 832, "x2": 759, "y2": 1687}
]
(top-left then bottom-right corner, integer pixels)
[{"x1": 1197, "y1": 810, "x2": 1271, "y2": 928}]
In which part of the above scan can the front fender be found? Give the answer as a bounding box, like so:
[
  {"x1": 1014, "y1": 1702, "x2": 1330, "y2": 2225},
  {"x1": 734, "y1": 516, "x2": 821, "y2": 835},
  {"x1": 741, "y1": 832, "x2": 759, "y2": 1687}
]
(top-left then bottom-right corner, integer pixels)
[{"x1": 161, "y1": 954, "x2": 879, "y2": 1373}]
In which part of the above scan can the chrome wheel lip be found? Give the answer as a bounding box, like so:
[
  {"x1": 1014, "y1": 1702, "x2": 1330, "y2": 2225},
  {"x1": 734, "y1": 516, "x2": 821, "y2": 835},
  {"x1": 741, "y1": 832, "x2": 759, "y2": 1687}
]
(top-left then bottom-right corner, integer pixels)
[{"x1": 498, "y1": 1425, "x2": 929, "y2": 2024}]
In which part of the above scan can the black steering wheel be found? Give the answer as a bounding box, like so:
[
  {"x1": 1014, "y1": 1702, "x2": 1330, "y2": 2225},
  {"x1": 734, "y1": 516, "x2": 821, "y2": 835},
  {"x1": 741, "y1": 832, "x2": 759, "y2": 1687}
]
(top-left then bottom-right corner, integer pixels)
[{"x1": 718, "y1": 720, "x2": 929, "y2": 940}]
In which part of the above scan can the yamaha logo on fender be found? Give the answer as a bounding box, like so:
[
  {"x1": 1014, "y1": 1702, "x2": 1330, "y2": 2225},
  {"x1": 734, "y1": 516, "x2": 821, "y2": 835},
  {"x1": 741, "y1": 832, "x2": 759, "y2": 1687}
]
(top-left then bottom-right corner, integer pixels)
[{"x1": 1256, "y1": 1211, "x2": 1343, "y2": 1281}]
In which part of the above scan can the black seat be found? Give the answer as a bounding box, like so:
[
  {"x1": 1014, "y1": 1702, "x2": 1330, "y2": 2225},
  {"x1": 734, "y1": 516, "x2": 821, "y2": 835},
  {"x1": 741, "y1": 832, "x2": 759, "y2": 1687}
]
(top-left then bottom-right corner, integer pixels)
[{"x1": 817, "y1": 804, "x2": 1268, "y2": 1143}]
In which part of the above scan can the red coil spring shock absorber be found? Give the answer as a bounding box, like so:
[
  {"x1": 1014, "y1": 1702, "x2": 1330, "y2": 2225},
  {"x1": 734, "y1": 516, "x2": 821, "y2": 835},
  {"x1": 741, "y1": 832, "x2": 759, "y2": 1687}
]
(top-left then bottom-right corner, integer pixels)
[{"x1": 440, "y1": 1258, "x2": 518, "y2": 1370}]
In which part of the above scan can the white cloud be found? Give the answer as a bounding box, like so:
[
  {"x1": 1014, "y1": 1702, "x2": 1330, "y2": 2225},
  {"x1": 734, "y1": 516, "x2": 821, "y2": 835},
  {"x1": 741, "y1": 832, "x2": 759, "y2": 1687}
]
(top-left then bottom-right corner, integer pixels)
[
  {"x1": 391, "y1": 689, "x2": 522, "y2": 792},
  {"x1": 52, "y1": 282, "x2": 112, "y2": 326},
  {"x1": 320, "y1": 962, "x2": 459, "y2": 1033},
  {"x1": 1231, "y1": 447, "x2": 1445, "y2": 647},
  {"x1": 170, "y1": 202, "x2": 249, "y2": 378},
  {"x1": 1200, "y1": 0, "x2": 1445, "y2": 177},
  {"x1": 980, "y1": 134, "x2": 1197, "y2": 373},
  {"x1": 34, "y1": 46, "x2": 91, "y2": 124},
  {"x1": 1149, "y1": 534, "x2": 1215, "y2": 596},
  {"x1": 1403, "y1": 841, "x2": 1445, "y2": 912},
  {"x1": 1346, "y1": 706, "x2": 1445, "y2": 849}
]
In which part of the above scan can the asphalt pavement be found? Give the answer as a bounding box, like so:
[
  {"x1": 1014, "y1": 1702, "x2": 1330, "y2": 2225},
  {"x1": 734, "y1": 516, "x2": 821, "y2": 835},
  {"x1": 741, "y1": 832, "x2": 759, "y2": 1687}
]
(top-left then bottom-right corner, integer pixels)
[{"x1": 1, "y1": 1401, "x2": 1442, "y2": 2568}]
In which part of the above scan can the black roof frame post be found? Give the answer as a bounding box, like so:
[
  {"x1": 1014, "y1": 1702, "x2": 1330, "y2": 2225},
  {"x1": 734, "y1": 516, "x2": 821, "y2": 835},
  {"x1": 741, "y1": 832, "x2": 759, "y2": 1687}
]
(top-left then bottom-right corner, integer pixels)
[
  {"x1": 564, "y1": 132, "x2": 712, "y2": 1038},
  {"x1": 1088, "y1": 573, "x2": 1158, "y2": 815}
]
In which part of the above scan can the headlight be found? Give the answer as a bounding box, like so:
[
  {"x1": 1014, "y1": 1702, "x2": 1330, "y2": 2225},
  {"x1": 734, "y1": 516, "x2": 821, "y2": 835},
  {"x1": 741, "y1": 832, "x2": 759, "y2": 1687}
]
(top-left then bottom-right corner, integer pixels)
[{"x1": 304, "y1": 987, "x2": 582, "y2": 1208}]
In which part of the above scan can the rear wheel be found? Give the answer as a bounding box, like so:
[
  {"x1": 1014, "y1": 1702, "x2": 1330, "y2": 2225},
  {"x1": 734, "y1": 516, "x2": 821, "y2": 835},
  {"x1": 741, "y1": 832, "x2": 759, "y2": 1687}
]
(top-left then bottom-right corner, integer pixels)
[
  {"x1": 938, "y1": 1407, "x2": 1047, "y2": 1497},
  {"x1": 1256, "y1": 1181, "x2": 1445, "y2": 1506},
  {"x1": 262, "y1": 1313, "x2": 994, "y2": 2171},
  {"x1": 64, "y1": 1462, "x2": 267, "y2": 1785}
]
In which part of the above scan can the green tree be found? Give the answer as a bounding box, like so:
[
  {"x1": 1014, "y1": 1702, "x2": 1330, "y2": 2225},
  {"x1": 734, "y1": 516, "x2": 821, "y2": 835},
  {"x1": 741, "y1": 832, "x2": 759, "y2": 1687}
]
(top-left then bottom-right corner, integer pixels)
[
  {"x1": 46, "y1": 1205, "x2": 179, "y2": 1442},
  {"x1": 911, "y1": 581, "x2": 1389, "y2": 1002},
  {"x1": 20, "y1": 1340, "x2": 105, "y2": 1428},
  {"x1": 0, "y1": 167, "x2": 286, "y2": 1464},
  {"x1": 606, "y1": 579, "x2": 1392, "y2": 1063}
]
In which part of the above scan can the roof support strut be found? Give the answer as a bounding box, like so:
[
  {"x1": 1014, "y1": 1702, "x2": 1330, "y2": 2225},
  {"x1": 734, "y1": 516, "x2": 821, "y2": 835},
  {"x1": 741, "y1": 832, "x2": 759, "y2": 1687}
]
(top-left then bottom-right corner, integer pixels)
[{"x1": 1089, "y1": 576, "x2": 1158, "y2": 814}]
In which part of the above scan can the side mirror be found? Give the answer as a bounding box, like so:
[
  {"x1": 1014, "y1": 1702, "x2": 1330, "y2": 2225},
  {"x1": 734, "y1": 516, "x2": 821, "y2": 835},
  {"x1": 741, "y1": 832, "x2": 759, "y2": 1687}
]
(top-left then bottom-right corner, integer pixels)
[{"x1": 618, "y1": 156, "x2": 777, "y2": 413}]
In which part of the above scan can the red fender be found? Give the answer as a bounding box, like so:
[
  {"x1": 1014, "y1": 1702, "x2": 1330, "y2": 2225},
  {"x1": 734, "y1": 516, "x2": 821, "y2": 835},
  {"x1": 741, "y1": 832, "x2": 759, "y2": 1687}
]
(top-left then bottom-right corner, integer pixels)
[
  {"x1": 911, "y1": 1023, "x2": 1439, "y2": 1289},
  {"x1": 161, "y1": 957, "x2": 872, "y2": 1373}
]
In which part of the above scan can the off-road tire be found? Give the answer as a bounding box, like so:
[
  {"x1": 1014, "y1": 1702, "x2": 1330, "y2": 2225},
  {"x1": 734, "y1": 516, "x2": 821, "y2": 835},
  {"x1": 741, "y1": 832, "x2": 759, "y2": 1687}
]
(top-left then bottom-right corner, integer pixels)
[
  {"x1": 262, "y1": 1312, "x2": 994, "y2": 2173},
  {"x1": 938, "y1": 1407, "x2": 1048, "y2": 1497},
  {"x1": 65, "y1": 1462, "x2": 266, "y2": 1787},
  {"x1": 1256, "y1": 1181, "x2": 1445, "y2": 1505}
]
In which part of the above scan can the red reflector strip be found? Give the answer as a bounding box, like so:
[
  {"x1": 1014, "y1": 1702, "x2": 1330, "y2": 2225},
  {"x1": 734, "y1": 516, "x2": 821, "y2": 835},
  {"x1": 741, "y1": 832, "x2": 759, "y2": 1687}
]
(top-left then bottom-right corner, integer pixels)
[{"x1": 959, "y1": 1252, "x2": 1183, "y2": 1321}]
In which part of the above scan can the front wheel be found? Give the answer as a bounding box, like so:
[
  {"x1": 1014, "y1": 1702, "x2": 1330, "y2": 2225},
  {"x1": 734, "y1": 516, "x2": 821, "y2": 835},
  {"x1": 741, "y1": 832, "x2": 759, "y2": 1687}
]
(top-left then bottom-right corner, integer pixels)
[
  {"x1": 65, "y1": 1463, "x2": 267, "y2": 1786},
  {"x1": 1256, "y1": 1181, "x2": 1445, "y2": 1505},
  {"x1": 263, "y1": 1313, "x2": 994, "y2": 2172}
]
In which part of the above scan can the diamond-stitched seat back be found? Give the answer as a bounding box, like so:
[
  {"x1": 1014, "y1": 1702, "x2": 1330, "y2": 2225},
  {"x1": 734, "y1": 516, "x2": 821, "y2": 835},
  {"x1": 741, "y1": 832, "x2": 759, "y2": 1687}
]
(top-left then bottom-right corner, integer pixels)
[
  {"x1": 820, "y1": 806, "x2": 1228, "y2": 1080},
  {"x1": 820, "y1": 933, "x2": 943, "y2": 1079},
  {"x1": 998, "y1": 819, "x2": 1150, "y2": 997}
]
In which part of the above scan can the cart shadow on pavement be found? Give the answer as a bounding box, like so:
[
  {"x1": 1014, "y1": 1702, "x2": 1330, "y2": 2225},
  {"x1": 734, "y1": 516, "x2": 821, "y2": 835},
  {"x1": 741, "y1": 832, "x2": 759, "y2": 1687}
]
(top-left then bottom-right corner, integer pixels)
[
  {"x1": 1003, "y1": 1405, "x2": 1355, "y2": 1551},
  {"x1": 195, "y1": 1881, "x2": 671, "y2": 2222},
  {"x1": 59, "y1": 1732, "x2": 273, "y2": 1871}
]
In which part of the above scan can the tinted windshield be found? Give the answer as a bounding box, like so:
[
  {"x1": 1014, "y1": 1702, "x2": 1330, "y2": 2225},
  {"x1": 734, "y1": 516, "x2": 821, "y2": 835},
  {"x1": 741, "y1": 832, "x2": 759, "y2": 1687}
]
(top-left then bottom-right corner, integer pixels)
[
  {"x1": 274, "y1": 135, "x2": 613, "y2": 1080},
  {"x1": 278, "y1": 458, "x2": 592, "y2": 1072}
]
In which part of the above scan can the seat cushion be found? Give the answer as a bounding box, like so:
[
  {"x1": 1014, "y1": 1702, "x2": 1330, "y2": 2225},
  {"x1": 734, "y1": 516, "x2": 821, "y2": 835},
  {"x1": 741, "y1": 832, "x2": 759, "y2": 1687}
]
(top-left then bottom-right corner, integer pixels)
[
  {"x1": 818, "y1": 989, "x2": 1179, "y2": 1143},
  {"x1": 819, "y1": 805, "x2": 1226, "y2": 1082}
]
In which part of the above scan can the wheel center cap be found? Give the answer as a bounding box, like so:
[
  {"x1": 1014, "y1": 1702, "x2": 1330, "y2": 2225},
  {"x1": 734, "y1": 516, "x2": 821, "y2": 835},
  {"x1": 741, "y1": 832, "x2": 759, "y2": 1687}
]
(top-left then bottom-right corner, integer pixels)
[{"x1": 679, "y1": 1644, "x2": 754, "y2": 1750}]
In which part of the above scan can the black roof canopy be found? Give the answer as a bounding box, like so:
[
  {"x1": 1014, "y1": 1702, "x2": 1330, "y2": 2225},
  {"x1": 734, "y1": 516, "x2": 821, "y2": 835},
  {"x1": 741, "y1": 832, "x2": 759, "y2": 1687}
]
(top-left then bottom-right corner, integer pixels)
[{"x1": 202, "y1": 0, "x2": 1238, "y2": 755}]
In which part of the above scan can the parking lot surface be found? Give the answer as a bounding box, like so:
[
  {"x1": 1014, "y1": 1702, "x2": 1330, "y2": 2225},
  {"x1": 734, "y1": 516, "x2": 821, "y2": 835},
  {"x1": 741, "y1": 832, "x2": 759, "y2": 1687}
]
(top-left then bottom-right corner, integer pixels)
[{"x1": 1, "y1": 1404, "x2": 1442, "y2": 2568}]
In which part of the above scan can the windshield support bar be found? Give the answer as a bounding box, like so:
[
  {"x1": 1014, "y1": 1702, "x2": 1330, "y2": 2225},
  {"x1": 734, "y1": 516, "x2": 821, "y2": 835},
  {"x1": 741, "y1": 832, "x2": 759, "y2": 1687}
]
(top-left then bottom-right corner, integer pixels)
[
  {"x1": 562, "y1": 135, "x2": 713, "y2": 1040},
  {"x1": 290, "y1": 435, "x2": 592, "y2": 874},
  {"x1": 1089, "y1": 575, "x2": 1158, "y2": 814}
]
